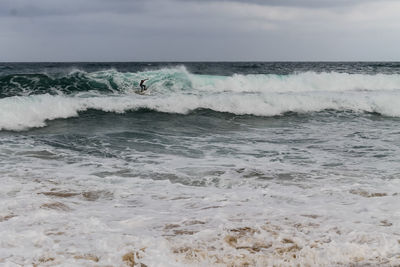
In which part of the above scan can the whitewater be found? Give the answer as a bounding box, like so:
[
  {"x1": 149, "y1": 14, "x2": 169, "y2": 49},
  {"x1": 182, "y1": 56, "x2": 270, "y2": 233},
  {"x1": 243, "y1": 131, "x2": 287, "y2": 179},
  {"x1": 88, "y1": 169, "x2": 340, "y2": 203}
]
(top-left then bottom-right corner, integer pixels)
[
  {"x1": 0, "y1": 62, "x2": 400, "y2": 266},
  {"x1": 2, "y1": 66, "x2": 400, "y2": 131}
]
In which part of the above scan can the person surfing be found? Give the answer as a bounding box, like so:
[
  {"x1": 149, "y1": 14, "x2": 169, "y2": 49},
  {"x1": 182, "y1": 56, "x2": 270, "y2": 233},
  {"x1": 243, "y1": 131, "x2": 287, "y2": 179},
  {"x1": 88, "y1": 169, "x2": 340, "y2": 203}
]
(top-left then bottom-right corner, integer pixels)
[{"x1": 140, "y1": 79, "x2": 149, "y2": 92}]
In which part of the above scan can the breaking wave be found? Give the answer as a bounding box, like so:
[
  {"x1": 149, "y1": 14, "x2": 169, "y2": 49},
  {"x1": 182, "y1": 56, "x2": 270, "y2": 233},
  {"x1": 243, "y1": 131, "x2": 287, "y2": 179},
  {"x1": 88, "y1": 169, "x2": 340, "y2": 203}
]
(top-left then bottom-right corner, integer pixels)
[{"x1": 2, "y1": 66, "x2": 400, "y2": 131}]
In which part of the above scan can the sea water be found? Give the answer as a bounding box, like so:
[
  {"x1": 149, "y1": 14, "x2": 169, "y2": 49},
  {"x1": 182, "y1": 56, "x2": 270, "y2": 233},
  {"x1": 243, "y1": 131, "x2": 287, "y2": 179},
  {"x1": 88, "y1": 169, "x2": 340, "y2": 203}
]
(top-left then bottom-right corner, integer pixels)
[{"x1": 0, "y1": 62, "x2": 399, "y2": 266}]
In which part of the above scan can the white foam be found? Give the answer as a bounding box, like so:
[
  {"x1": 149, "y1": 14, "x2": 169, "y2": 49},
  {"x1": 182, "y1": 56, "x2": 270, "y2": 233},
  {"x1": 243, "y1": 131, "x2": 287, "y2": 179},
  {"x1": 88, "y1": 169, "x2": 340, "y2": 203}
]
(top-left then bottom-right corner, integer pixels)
[
  {"x1": 191, "y1": 71, "x2": 400, "y2": 93},
  {"x1": 0, "y1": 138, "x2": 399, "y2": 266},
  {"x1": 1, "y1": 105, "x2": 400, "y2": 266},
  {"x1": 1, "y1": 87, "x2": 400, "y2": 131}
]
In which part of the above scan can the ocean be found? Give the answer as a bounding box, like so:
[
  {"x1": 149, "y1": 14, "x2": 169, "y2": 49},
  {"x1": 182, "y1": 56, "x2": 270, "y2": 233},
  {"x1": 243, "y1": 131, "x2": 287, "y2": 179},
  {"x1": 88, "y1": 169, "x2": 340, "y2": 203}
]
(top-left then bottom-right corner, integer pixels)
[{"x1": 1, "y1": 62, "x2": 399, "y2": 266}]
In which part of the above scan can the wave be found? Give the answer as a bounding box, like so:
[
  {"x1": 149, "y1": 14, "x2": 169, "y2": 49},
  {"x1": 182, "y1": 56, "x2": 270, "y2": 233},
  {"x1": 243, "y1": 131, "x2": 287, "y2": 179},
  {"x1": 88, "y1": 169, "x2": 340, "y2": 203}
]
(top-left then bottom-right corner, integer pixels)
[
  {"x1": 2, "y1": 66, "x2": 400, "y2": 97},
  {"x1": 2, "y1": 66, "x2": 400, "y2": 130},
  {"x1": 0, "y1": 67, "x2": 194, "y2": 98},
  {"x1": 1, "y1": 89, "x2": 400, "y2": 131}
]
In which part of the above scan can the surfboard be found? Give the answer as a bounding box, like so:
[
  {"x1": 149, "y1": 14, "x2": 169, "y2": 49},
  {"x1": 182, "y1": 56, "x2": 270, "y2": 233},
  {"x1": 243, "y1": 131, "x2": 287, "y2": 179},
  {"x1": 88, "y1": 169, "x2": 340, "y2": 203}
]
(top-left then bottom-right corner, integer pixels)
[{"x1": 135, "y1": 90, "x2": 149, "y2": 95}]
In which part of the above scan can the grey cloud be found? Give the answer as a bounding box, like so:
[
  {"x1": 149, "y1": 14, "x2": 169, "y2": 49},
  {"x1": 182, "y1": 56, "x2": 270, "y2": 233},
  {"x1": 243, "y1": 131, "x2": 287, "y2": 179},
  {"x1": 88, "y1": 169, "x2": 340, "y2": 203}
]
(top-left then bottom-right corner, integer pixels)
[
  {"x1": 0, "y1": 0, "x2": 371, "y2": 19},
  {"x1": 0, "y1": 0, "x2": 399, "y2": 61},
  {"x1": 0, "y1": 0, "x2": 146, "y2": 17},
  {"x1": 178, "y1": 0, "x2": 375, "y2": 8}
]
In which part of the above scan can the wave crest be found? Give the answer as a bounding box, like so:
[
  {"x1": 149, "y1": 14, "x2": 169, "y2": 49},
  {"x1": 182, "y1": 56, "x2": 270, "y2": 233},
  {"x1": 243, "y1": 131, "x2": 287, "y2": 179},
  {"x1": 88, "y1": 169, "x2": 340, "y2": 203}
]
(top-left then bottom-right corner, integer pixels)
[{"x1": 1, "y1": 89, "x2": 400, "y2": 131}]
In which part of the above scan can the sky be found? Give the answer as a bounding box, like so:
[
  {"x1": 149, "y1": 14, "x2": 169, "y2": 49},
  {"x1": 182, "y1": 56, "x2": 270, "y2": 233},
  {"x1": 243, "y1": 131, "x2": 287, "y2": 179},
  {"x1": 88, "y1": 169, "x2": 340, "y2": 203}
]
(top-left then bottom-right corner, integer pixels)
[{"x1": 1, "y1": 0, "x2": 400, "y2": 61}]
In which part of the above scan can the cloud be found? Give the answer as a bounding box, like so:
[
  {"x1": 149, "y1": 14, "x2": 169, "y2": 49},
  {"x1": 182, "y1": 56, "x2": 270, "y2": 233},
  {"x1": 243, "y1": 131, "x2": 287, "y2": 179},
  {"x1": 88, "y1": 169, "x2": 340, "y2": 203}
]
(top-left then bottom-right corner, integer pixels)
[
  {"x1": 0, "y1": 0, "x2": 399, "y2": 61},
  {"x1": 0, "y1": 0, "x2": 146, "y2": 17},
  {"x1": 178, "y1": 0, "x2": 377, "y2": 8}
]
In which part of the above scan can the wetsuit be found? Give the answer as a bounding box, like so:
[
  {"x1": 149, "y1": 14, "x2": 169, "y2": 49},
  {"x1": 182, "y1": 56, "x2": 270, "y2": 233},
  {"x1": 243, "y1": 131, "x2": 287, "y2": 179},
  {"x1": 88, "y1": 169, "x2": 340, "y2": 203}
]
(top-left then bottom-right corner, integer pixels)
[{"x1": 140, "y1": 79, "x2": 147, "y2": 91}]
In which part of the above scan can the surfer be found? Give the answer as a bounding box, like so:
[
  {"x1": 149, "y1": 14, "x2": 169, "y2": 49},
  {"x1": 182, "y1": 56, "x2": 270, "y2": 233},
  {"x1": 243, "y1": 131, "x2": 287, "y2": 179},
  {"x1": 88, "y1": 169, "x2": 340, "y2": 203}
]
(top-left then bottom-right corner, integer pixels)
[{"x1": 140, "y1": 79, "x2": 149, "y2": 92}]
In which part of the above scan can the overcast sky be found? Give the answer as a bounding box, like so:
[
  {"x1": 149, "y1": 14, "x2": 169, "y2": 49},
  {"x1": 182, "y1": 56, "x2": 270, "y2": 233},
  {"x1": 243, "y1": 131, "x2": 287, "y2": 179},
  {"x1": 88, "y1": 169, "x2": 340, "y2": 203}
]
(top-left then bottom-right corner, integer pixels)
[{"x1": 1, "y1": 0, "x2": 400, "y2": 61}]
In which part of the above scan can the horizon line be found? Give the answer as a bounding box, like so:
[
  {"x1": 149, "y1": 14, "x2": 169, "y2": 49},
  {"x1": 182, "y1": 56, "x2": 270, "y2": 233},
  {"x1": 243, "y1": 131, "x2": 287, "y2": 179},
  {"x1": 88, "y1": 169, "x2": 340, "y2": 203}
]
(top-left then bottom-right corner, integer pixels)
[{"x1": 1, "y1": 60, "x2": 400, "y2": 63}]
